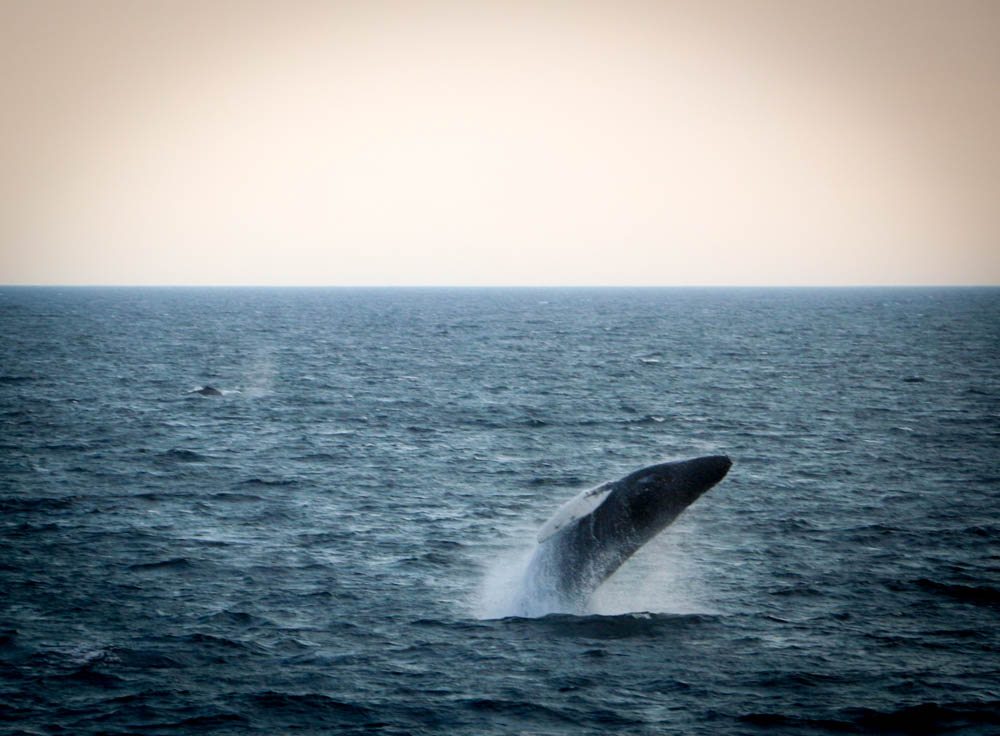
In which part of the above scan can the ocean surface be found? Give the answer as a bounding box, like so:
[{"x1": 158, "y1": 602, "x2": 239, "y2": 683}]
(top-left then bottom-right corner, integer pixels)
[{"x1": 1, "y1": 286, "x2": 998, "y2": 735}]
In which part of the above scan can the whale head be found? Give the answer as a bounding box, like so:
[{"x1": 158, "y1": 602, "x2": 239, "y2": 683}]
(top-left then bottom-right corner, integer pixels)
[{"x1": 617, "y1": 455, "x2": 732, "y2": 540}]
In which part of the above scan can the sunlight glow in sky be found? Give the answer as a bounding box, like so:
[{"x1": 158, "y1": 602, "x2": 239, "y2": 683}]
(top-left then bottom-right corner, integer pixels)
[{"x1": 2, "y1": 1, "x2": 998, "y2": 286}]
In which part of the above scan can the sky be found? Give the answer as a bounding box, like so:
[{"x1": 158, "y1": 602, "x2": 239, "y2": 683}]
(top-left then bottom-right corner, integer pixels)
[{"x1": 2, "y1": 0, "x2": 998, "y2": 286}]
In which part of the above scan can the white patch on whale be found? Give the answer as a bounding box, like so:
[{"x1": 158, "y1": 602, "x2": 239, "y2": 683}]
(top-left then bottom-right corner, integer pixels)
[{"x1": 536, "y1": 482, "x2": 614, "y2": 543}]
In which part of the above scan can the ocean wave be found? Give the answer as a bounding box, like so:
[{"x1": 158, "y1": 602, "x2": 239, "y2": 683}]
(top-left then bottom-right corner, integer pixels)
[
  {"x1": 0, "y1": 496, "x2": 76, "y2": 513},
  {"x1": 157, "y1": 449, "x2": 208, "y2": 463},
  {"x1": 738, "y1": 702, "x2": 1000, "y2": 733},
  {"x1": 157, "y1": 712, "x2": 250, "y2": 729},
  {"x1": 501, "y1": 611, "x2": 720, "y2": 639},
  {"x1": 200, "y1": 610, "x2": 274, "y2": 628},
  {"x1": 238, "y1": 478, "x2": 297, "y2": 488},
  {"x1": 464, "y1": 698, "x2": 578, "y2": 726},
  {"x1": 621, "y1": 414, "x2": 667, "y2": 425},
  {"x1": 104, "y1": 647, "x2": 184, "y2": 670},
  {"x1": 128, "y1": 557, "x2": 195, "y2": 572},
  {"x1": 252, "y1": 691, "x2": 372, "y2": 721},
  {"x1": 915, "y1": 579, "x2": 1000, "y2": 606},
  {"x1": 847, "y1": 701, "x2": 1000, "y2": 733},
  {"x1": 0, "y1": 375, "x2": 36, "y2": 384}
]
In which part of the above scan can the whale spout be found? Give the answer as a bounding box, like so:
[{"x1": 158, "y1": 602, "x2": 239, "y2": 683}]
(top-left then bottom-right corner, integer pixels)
[{"x1": 517, "y1": 455, "x2": 731, "y2": 615}]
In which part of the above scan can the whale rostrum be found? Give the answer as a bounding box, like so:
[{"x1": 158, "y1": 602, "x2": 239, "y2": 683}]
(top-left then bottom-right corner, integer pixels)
[{"x1": 520, "y1": 455, "x2": 732, "y2": 614}]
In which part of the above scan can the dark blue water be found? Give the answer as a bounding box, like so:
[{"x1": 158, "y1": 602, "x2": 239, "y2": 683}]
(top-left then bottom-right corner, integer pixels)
[{"x1": 2, "y1": 287, "x2": 998, "y2": 735}]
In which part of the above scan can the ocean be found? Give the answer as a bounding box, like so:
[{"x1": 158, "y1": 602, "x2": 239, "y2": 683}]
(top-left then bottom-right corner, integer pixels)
[{"x1": 1, "y1": 286, "x2": 998, "y2": 734}]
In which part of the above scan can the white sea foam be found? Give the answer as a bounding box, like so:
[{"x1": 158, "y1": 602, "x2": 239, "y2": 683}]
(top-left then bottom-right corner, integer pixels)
[
  {"x1": 589, "y1": 529, "x2": 711, "y2": 616},
  {"x1": 475, "y1": 521, "x2": 711, "y2": 619}
]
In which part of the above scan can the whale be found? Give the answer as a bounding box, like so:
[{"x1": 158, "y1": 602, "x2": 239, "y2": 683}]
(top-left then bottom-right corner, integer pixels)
[
  {"x1": 192, "y1": 385, "x2": 222, "y2": 396},
  {"x1": 517, "y1": 455, "x2": 731, "y2": 615}
]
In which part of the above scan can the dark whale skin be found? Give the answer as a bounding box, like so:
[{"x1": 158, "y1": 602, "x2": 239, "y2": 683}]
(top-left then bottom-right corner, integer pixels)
[{"x1": 522, "y1": 455, "x2": 732, "y2": 613}]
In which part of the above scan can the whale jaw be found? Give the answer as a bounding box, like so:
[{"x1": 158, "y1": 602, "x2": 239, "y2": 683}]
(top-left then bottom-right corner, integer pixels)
[{"x1": 619, "y1": 455, "x2": 732, "y2": 540}]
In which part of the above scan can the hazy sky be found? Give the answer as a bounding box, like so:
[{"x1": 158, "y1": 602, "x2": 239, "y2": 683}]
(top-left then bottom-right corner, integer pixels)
[{"x1": 2, "y1": 0, "x2": 998, "y2": 286}]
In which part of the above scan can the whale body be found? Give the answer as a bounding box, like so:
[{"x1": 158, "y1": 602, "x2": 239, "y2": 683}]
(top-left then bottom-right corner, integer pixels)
[
  {"x1": 192, "y1": 385, "x2": 222, "y2": 396},
  {"x1": 517, "y1": 455, "x2": 731, "y2": 615}
]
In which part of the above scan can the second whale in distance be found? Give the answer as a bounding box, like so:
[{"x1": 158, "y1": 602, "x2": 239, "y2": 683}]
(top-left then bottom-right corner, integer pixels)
[{"x1": 517, "y1": 455, "x2": 732, "y2": 615}]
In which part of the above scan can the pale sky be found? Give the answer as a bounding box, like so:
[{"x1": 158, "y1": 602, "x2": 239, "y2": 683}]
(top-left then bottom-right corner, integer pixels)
[{"x1": 2, "y1": 0, "x2": 998, "y2": 286}]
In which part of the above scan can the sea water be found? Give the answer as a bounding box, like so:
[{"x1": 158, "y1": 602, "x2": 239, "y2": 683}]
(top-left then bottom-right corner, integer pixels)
[{"x1": 1, "y1": 287, "x2": 998, "y2": 734}]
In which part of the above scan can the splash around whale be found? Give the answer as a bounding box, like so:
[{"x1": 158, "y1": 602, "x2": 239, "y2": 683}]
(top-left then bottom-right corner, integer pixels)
[{"x1": 510, "y1": 455, "x2": 732, "y2": 617}]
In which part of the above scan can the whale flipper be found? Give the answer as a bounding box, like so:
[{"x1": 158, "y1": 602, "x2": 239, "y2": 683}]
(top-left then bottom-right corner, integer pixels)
[{"x1": 519, "y1": 455, "x2": 731, "y2": 615}]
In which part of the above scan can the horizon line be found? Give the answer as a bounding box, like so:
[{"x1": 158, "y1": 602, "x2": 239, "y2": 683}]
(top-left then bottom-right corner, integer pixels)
[{"x1": 1, "y1": 283, "x2": 998, "y2": 290}]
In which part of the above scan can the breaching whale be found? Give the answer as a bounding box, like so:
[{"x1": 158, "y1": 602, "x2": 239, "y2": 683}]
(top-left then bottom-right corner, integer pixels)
[{"x1": 517, "y1": 455, "x2": 731, "y2": 615}]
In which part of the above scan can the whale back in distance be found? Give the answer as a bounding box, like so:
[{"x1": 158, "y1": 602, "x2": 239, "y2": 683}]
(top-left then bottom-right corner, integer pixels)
[{"x1": 521, "y1": 455, "x2": 732, "y2": 613}]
